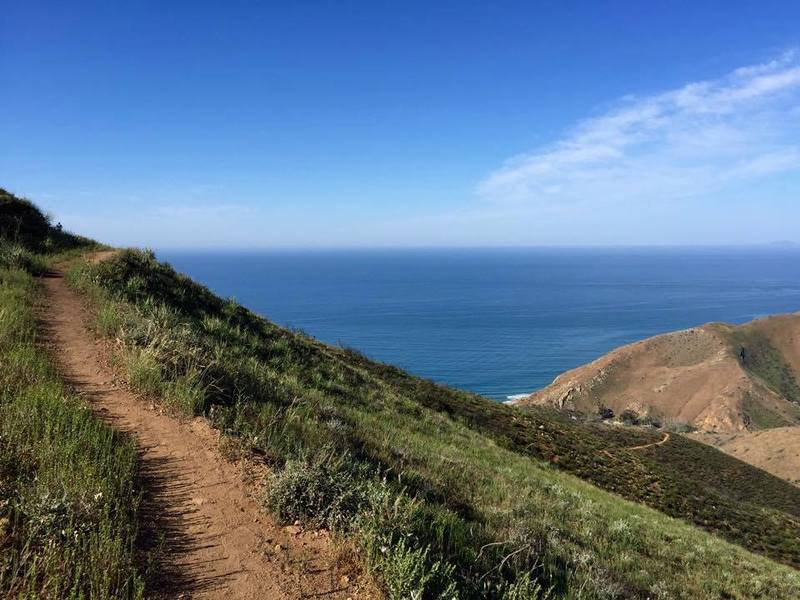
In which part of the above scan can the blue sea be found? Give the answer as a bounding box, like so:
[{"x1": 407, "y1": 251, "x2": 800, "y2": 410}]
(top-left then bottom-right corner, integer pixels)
[{"x1": 157, "y1": 247, "x2": 800, "y2": 401}]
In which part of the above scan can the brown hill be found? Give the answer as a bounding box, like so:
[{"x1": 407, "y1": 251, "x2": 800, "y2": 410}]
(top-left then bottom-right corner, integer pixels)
[
  {"x1": 513, "y1": 313, "x2": 800, "y2": 433},
  {"x1": 690, "y1": 426, "x2": 800, "y2": 486}
]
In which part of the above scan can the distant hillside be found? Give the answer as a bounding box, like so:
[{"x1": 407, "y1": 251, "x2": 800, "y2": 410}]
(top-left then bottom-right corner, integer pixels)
[
  {"x1": 513, "y1": 315, "x2": 800, "y2": 432},
  {"x1": 691, "y1": 426, "x2": 800, "y2": 486}
]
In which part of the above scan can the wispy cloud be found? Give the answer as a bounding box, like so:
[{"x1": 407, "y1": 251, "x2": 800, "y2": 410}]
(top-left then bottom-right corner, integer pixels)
[{"x1": 479, "y1": 50, "x2": 800, "y2": 206}]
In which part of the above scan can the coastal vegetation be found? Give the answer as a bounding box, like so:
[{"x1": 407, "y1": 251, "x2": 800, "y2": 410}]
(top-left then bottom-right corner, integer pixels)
[
  {"x1": 68, "y1": 247, "x2": 800, "y2": 598},
  {"x1": 3, "y1": 188, "x2": 800, "y2": 598},
  {"x1": 0, "y1": 191, "x2": 143, "y2": 598}
]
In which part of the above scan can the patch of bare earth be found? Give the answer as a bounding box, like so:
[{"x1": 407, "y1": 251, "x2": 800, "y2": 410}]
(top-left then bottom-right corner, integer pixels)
[
  {"x1": 690, "y1": 427, "x2": 800, "y2": 487},
  {"x1": 39, "y1": 266, "x2": 375, "y2": 599},
  {"x1": 513, "y1": 318, "x2": 800, "y2": 433}
]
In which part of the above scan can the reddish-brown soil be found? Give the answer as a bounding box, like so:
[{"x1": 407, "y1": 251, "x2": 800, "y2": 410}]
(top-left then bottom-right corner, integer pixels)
[{"x1": 39, "y1": 264, "x2": 372, "y2": 599}]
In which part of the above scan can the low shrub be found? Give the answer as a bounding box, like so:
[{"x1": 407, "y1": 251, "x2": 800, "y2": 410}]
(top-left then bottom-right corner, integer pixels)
[
  {"x1": 126, "y1": 348, "x2": 164, "y2": 398},
  {"x1": 96, "y1": 301, "x2": 124, "y2": 337},
  {"x1": 378, "y1": 539, "x2": 457, "y2": 600},
  {"x1": 0, "y1": 241, "x2": 46, "y2": 274},
  {"x1": 266, "y1": 452, "x2": 364, "y2": 530},
  {"x1": 662, "y1": 418, "x2": 696, "y2": 433},
  {"x1": 164, "y1": 369, "x2": 208, "y2": 415}
]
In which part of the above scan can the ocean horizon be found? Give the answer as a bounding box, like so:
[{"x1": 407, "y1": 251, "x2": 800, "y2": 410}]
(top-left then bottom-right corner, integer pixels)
[{"x1": 157, "y1": 246, "x2": 800, "y2": 401}]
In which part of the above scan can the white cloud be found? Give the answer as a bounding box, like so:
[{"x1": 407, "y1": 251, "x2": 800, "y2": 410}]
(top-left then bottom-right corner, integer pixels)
[{"x1": 479, "y1": 50, "x2": 800, "y2": 207}]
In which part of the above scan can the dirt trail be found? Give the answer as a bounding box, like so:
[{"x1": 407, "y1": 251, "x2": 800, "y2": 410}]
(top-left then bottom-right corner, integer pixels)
[
  {"x1": 626, "y1": 432, "x2": 671, "y2": 451},
  {"x1": 39, "y1": 266, "x2": 360, "y2": 599}
]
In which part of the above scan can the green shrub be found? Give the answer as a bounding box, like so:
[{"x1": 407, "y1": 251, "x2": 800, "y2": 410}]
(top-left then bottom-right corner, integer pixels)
[
  {"x1": 0, "y1": 188, "x2": 99, "y2": 254},
  {"x1": 266, "y1": 453, "x2": 364, "y2": 530},
  {"x1": 97, "y1": 301, "x2": 124, "y2": 337},
  {"x1": 0, "y1": 241, "x2": 46, "y2": 274},
  {"x1": 164, "y1": 369, "x2": 208, "y2": 415},
  {"x1": 0, "y1": 190, "x2": 52, "y2": 250},
  {"x1": 125, "y1": 348, "x2": 164, "y2": 398},
  {"x1": 730, "y1": 328, "x2": 800, "y2": 403},
  {"x1": 378, "y1": 539, "x2": 457, "y2": 600},
  {"x1": 662, "y1": 418, "x2": 696, "y2": 433},
  {"x1": 266, "y1": 455, "x2": 470, "y2": 599}
]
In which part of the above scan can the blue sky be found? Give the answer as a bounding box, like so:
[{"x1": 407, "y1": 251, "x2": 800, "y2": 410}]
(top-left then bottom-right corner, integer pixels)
[{"x1": 2, "y1": 1, "x2": 800, "y2": 247}]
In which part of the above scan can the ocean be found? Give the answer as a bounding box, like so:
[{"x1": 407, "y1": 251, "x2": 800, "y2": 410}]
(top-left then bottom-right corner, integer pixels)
[{"x1": 157, "y1": 247, "x2": 800, "y2": 401}]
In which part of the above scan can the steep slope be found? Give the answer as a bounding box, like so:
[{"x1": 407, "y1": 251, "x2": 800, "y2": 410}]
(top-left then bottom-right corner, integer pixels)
[
  {"x1": 65, "y1": 248, "x2": 800, "y2": 598},
  {"x1": 690, "y1": 426, "x2": 800, "y2": 486},
  {"x1": 6, "y1": 188, "x2": 800, "y2": 597},
  {"x1": 0, "y1": 187, "x2": 96, "y2": 257},
  {"x1": 514, "y1": 317, "x2": 800, "y2": 432},
  {"x1": 0, "y1": 190, "x2": 367, "y2": 598}
]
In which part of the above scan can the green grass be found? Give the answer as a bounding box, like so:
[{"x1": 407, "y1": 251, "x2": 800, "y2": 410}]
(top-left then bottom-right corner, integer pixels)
[
  {"x1": 0, "y1": 240, "x2": 48, "y2": 274},
  {"x1": 0, "y1": 267, "x2": 144, "y2": 598},
  {"x1": 415, "y1": 390, "x2": 800, "y2": 568},
  {"x1": 581, "y1": 422, "x2": 800, "y2": 518},
  {"x1": 727, "y1": 328, "x2": 800, "y2": 405},
  {"x1": 742, "y1": 391, "x2": 795, "y2": 429},
  {"x1": 0, "y1": 189, "x2": 142, "y2": 597},
  {"x1": 67, "y1": 248, "x2": 800, "y2": 598}
]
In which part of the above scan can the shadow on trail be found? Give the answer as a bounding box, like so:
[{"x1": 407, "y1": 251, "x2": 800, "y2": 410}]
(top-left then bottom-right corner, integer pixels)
[{"x1": 35, "y1": 270, "x2": 241, "y2": 599}]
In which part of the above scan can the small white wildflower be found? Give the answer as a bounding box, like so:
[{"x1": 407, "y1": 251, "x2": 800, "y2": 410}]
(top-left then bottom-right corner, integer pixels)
[{"x1": 609, "y1": 519, "x2": 630, "y2": 535}]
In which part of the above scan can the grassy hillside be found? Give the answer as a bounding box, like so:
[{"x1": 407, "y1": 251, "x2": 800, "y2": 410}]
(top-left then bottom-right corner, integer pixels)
[
  {"x1": 67, "y1": 248, "x2": 800, "y2": 598},
  {"x1": 0, "y1": 274, "x2": 144, "y2": 597},
  {"x1": 578, "y1": 421, "x2": 800, "y2": 518},
  {"x1": 420, "y1": 391, "x2": 800, "y2": 567},
  {"x1": 0, "y1": 191, "x2": 144, "y2": 598},
  {"x1": 724, "y1": 326, "x2": 800, "y2": 406}
]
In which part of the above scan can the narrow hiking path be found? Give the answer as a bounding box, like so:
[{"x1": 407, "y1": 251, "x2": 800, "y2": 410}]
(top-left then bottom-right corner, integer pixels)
[
  {"x1": 626, "y1": 432, "x2": 671, "y2": 451},
  {"x1": 39, "y1": 265, "x2": 362, "y2": 599},
  {"x1": 599, "y1": 432, "x2": 671, "y2": 460}
]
